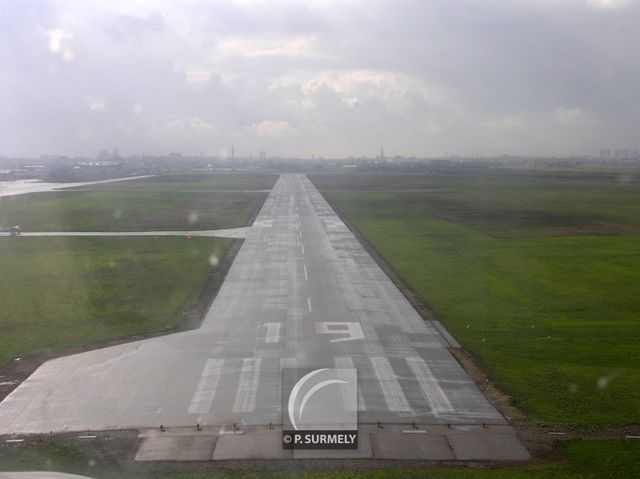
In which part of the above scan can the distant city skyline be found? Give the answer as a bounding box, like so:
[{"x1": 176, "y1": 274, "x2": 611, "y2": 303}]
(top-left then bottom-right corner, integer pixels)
[{"x1": 2, "y1": 0, "x2": 640, "y2": 158}]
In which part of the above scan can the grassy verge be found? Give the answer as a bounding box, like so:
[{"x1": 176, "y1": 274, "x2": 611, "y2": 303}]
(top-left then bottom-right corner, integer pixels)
[
  {"x1": 0, "y1": 175, "x2": 270, "y2": 368},
  {"x1": 0, "y1": 190, "x2": 265, "y2": 231},
  {"x1": 85, "y1": 172, "x2": 280, "y2": 192},
  {"x1": 0, "y1": 236, "x2": 229, "y2": 367},
  {"x1": 310, "y1": 171, "x2": 640, "y2": 426},
  {"x1": 0, "y1": 439, "x2": 637, "y2": 478}
]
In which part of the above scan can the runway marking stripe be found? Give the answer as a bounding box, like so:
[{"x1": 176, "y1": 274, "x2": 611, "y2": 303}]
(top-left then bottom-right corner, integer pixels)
[
  {"x1": 371, "y1": 357, "x2": 411, "y2": 412},
  {"x1": 280, "y1": 357, "x2": 296, "y2": 369},
  {"x1": 406, "y1": 356, "x2": 454, "y2": 414},
  {"x1": 233, "y1": 358, "x2": 262, "y2": 413},
  {"x1": 334, "y1": 357, "x2": 366, "y2": 411},
  {"x1": 188, "y1": 359, "x2": 224, "y2": 415},
  {"x1": 303, "y1": 264, "x2": 308, "y2": 280},
  {"x1": 307, "y1": 297, "x2": 312, "y2": 312},
  {"x1": 264, "y1": 322, "x2": 281, "y2": 343}
]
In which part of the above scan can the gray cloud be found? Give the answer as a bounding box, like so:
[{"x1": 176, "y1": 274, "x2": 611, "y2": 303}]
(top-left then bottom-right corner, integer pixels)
[{"x1": 1, "y1": 0, "x2": 639, "y2": 158}]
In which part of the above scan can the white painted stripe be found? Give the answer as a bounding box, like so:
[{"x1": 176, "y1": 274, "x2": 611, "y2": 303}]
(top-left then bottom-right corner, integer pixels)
[
  {"x1": 188, "y1": 359, "x2": 225, "y2": 415},
  {"x1": 5, "y1": 439, "x2": 24, "y2": 443},
  {"x1": 370, "y1": 357, "x2": 411, "y2": 412},
  {"x1": 280, "y1": 357, "x2": 296, "y2": 369},
  {"x1": 233, "y1": 358, "x2": 262, "y2": 413},
  {"x1": 301, "y1": 243, "x2": 305, "y2": 255},
  {"x1": 303, "y1": 264, "x2": 308, "y2": 280},
  {"x1": 307, "y1": 297, "x2": 312, "y2": 312},
  {"x1": 406, "y1": 356, "x2": 454, "y2": 414},
  {"x1": 334, "y1": 357, "x2": 366, "y2": 411},
  {"x1": 264, "y1": 322, "x2": 281, "y2": 343}
]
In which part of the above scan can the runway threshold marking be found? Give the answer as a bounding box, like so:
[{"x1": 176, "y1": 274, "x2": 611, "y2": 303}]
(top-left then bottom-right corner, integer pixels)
[
  {"x1": 264, "y1": 322, "x2": 281, "y2": 343},
  {"x1": 280, "y1": 357, "x2": 296, "y2": 369},
  {"x1": 406, "y1": 356, "x2": 454, "y2": 414},
  {"x1": 334, "y1": 357, "x2": 367, "y2": 411},
  {"x1": 371, "y1": 357, "x2": 411, "y2": 412},
  {"x1": 233, "y1": 358, "x2": 262, "y2": 413},
  {"x1": 188, "y1": 359, "x2": 225, "y2": 415}
]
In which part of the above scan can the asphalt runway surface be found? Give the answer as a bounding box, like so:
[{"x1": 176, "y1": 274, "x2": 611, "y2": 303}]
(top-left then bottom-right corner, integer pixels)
[{"x1": 0, "y1": 174, "x2": 528, "y2": 460}]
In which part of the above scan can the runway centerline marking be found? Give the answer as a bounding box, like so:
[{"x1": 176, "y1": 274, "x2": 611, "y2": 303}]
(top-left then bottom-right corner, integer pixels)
[
  {"x1": 303, "y1": 264, "x2": 308, "y2": 281},
  {"x1": 188, "y1": 359, "x2": 225, "y2": 415},
  {"x1": 371, "y1": 357, "x2": 411, "y2": 412},
  {"x1": 307, "y1": 297, "x2": 312, "y2": 312}
]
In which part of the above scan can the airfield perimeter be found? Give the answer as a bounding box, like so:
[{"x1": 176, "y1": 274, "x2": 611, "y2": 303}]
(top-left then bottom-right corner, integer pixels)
[{"x1": 0, "y1": 174, "x2": 528, "y2": 461}]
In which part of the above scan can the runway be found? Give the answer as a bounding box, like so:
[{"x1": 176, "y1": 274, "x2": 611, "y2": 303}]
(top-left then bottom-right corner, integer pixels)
[{"x1": 0, "y1": 174, "x2": 528, "y2": 460}]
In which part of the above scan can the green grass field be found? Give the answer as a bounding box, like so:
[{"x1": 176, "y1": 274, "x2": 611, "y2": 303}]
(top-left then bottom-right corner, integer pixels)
[
  {"x1": 0, "y1": 175, "x2": 270, "y2": 368},
  {"x1": 0, "y1": 236, "x2": 229, "y2": 367},
  {"x1": 0, "y1": 190, "x2": 265, "y2": 232},
  {"x1": 0, "y1": 439, "x2": 637, "y2": 478},
  {"x1": 311, "y1": 170, "x2": 640, "y2": 426}
]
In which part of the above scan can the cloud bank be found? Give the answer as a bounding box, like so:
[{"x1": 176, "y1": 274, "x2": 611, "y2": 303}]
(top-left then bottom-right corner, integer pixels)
[{"x1": 1, "y1": 0, "x2": 639, "y2": 158}]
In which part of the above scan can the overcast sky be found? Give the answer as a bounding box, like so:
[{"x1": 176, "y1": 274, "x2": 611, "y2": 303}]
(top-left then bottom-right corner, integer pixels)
[{"x1": 1, "y1": 0, "x2": 639, "y2": 158}]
